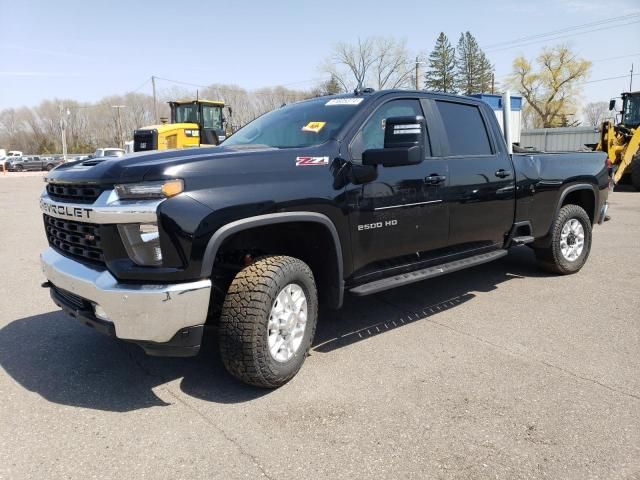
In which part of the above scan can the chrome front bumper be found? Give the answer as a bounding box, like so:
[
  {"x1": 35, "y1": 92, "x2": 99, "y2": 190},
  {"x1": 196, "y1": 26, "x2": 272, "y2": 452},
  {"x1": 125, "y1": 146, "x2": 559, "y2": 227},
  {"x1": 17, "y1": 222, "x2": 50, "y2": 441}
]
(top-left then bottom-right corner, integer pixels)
[{"x1": 41, "y1": 248, "x2": 211, "y2": 343}]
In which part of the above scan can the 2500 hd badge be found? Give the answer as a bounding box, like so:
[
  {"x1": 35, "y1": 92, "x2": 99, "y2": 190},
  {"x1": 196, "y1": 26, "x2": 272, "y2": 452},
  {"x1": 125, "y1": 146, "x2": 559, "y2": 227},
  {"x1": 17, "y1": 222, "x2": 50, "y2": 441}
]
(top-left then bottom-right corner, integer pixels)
[
  {"x1": 40, "y1": 199, "x2": 93, "y2": 220},
  {"x1": 357, "y1": 219, "x2": 398, "y2": 231}
]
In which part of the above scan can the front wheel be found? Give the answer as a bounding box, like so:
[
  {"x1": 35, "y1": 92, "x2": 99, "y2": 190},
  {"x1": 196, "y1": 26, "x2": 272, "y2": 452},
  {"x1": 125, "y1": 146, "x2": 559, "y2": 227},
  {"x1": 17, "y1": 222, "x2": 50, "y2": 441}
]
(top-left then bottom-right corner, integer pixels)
[
  {"x1": 534, "y1": 204, "x2": 592, "y2": 274},
  {"x1": 45, "y1": 163, "x2": 55, "y2": 171},
  {"x1": 219, "y1": 256, "x2": 318, "y2": 388},
  {"x1": 14, "y1": 164, "x2": 24, "y2": 172}
]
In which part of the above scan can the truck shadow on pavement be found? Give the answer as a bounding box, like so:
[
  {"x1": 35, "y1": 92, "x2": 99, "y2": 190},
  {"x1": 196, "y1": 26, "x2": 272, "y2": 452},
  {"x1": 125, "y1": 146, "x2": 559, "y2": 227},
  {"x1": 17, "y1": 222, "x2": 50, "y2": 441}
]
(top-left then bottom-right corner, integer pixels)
[{"x1": 0, "y1": 247, "x2": 548, "y2": 411}]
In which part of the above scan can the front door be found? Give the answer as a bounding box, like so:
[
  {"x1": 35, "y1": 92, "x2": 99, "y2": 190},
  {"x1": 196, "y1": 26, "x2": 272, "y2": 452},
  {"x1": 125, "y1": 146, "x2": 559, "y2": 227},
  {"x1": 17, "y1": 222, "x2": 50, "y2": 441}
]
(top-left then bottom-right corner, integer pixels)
[
  {"x1": 25, "y1": 156, "x2": 39, "y2": 171},
  {"x1": 344, "y1": 98, "x2": 449, "y2": 274}
]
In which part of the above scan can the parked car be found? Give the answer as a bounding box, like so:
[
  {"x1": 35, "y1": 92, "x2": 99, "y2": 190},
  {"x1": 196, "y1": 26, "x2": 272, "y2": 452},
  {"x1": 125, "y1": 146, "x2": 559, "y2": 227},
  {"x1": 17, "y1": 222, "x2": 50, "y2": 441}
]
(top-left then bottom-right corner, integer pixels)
[
  {"x1": 5, "y1": 155, "x2": 63, "y2": 171},
  {"x1": 94, "y1": 148, "x2": 125, "y2": 158},
  {"x1": 40, "y1": 89, "x2": 609, "y2": 388}
]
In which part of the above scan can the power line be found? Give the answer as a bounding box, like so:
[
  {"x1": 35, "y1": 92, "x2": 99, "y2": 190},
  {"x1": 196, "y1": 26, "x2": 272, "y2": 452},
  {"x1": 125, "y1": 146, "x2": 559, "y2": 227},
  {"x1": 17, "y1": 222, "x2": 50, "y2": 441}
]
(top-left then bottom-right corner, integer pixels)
[
  {"x1": 65, "y1": 78, "x2": 152, "y2": 111},
  {"x1": 485, "y1": 21, "x2": 640, "y2": 54},
  {"x1": 483, "y1": 13, "x2": 640, "y2": 50},
  {"x1": 579, "y1": 74, "x2": 631, "y2": 85},
  {"x1": 152, "y1": 75, "x2": 326, "y2": 97},
  {"x1": 486, "y1": 20, "x2": 640, "y2": 53},
  {"x1": 592, "y1": 52, "x2": 640, "y2": 63}
]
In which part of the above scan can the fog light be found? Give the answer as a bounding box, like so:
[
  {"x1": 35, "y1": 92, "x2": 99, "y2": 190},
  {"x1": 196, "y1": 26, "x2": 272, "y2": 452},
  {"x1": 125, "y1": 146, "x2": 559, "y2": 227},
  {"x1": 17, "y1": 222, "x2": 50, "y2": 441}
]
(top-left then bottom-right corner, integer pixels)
[
  {"x1": 93, "y1": 304, "x2": 109, "y2": 321},
  {"x1": 117, "y1": 223, "x2": 163, "y2": 266}
]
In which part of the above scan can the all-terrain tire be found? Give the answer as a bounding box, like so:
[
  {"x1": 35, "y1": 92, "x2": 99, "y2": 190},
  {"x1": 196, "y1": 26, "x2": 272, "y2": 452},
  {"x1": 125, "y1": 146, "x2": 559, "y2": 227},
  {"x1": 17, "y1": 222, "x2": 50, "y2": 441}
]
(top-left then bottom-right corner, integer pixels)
[
  {"x1": 14, "y1": 164, "x2": 23, "y2": 172},
  {"x1": 45, "y1": 163, "x2": 55, "y2": 171},
  {"x1": 534, "y1": 204, "x2": 592, "y2": 275},
  {"x1": 631, "y1": 153, "x2": 640, "y2": 191},
  {"x1": 219, "y1": 255, "x2": 318, "y2": 388}
]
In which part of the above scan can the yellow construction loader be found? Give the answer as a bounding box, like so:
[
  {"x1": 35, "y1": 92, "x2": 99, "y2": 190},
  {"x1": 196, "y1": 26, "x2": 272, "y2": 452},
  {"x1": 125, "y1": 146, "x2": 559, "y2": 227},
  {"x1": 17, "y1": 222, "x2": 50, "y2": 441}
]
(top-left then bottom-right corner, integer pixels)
[
  {"x1": 133, "y1": 99, "x2": 228, "y2": 152},
  {"x1": 597, "y1": 90, "x2": 640, "y2": 190}
]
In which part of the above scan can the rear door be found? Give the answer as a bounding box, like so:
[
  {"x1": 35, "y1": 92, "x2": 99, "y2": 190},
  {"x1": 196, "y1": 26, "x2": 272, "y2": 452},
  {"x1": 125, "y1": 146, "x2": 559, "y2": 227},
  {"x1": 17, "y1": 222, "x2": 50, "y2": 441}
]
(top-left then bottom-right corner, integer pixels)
[
  {"x1": 345, "y1": 97, "x2": 449, "y2": 273},
  {"x1": 433, "y1": 99, "x2": 515, "y2": 249}
]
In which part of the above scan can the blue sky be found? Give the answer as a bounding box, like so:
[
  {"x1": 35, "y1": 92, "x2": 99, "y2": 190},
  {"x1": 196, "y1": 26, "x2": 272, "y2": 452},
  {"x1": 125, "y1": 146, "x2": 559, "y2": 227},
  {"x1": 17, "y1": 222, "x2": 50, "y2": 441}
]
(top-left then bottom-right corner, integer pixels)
[{"x1": 0, "y1": 0, "x2": 638, "y2": 110}]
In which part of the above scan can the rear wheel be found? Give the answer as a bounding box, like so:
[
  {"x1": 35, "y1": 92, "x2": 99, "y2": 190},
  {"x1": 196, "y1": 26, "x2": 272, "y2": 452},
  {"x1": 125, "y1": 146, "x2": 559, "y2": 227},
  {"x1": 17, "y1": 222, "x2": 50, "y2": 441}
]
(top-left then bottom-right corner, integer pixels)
[
  {"x1": 534, "y1": 204, "x2": 592, "y2": 274},
  {"x1": 45, "y1": 163, "x2": 55, "y2": 171},
  {"x1": 219, "y1": 255, "x2": 318, "y2": 388},
  {"x1": 631, "y1": 153, "x2": 640, "y2": 191}
]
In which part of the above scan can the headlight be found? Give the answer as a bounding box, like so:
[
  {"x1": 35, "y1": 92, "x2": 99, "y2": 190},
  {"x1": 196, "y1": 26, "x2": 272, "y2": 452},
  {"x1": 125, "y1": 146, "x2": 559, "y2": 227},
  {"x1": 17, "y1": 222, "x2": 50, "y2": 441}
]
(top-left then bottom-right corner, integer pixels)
[
  {"x1": 117, "y1": 223, "x2": 163, "y2": 266},
  {"x1": 184, "y1": 129, "x2": 199, "y2": 137},
  {"x1": 115, "y1": 179, "x2": 184, "y2": 199}
]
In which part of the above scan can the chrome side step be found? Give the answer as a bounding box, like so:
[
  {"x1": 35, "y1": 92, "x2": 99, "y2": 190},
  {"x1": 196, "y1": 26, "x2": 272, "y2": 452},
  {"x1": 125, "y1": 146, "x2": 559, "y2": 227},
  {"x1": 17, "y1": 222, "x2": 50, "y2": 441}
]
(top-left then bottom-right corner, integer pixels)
[
  {"x1": 349, "y1": 249, "x2": 508, "y2": 296},
  {"x1": 511, "y1": 235, "x2": 534, "y2": 245}
]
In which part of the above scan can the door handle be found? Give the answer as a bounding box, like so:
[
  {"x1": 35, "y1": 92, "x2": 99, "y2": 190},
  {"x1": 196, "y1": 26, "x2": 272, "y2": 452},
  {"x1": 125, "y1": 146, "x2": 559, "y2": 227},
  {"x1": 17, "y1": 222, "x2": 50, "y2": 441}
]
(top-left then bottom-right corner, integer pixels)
[
  {"x1": 425, "y1": 174, "x2": 446, "y2": 185},
  {"x1": 495, "y1": 169, "x2": 512, "y2": 178}
]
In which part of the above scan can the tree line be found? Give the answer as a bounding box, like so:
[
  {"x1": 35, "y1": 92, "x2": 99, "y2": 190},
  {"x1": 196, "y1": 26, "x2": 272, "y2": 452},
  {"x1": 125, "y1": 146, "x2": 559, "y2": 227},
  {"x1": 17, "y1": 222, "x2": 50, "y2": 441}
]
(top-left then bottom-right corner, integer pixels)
[
  {"x1": 0, "y1": 85, "x2": 322, "y2": 154},
  {"x1": 1, "y1": 33, "x2": 597, "y2": 154}
]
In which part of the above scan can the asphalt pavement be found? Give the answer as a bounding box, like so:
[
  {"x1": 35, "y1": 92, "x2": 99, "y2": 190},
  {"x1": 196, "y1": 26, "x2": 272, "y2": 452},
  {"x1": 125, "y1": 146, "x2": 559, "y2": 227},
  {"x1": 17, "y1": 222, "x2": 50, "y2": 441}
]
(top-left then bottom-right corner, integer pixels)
[{"x1": 0, "y1": 174, "x2": 638, "y2": 480}]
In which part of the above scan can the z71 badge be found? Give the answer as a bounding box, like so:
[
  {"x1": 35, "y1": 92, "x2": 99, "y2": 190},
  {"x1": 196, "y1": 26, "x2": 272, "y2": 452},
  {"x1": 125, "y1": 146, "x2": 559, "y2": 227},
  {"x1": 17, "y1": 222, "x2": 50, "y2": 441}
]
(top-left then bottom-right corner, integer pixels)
[{"x1": 296, "y1": 156, "x2": 329, "y2": 167}]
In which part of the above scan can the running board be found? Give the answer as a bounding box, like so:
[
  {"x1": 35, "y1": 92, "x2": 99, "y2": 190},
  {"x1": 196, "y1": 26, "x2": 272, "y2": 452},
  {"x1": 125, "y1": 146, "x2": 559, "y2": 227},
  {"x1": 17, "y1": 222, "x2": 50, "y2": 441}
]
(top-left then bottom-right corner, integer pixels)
[{"x1": 349, "y1": 249, "x2": 508, "y2": 296}]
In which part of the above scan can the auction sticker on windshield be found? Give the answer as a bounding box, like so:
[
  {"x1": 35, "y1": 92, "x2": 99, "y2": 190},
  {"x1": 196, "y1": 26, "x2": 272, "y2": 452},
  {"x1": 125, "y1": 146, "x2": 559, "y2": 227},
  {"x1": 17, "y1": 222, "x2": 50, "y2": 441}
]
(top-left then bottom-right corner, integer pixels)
[
  {"x1": 301, "y1": 121, "x2": 326, "y2": 133},
  {"x1": 325, "y1": 98, "x2": 364, "y2": 106},
  {"x1": 296, "y1": 156, "x2": 329, "y2": 166}
]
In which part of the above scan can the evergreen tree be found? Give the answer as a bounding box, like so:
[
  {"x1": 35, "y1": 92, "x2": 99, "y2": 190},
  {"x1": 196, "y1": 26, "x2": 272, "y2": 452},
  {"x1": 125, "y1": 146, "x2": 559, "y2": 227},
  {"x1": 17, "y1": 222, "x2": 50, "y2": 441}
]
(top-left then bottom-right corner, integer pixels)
[
  {"x1": 477, "y1": 51, "x2": 496, "y2": 94},
  {"x1": 424, "y1": 32, "x2": 457, "y2": 93},
  {"x1": 323, "y1": 75, "x2": 343, "y2": 95},
  {"x1": 455, "y1": 32, "x2": 495, "y2": 95}
]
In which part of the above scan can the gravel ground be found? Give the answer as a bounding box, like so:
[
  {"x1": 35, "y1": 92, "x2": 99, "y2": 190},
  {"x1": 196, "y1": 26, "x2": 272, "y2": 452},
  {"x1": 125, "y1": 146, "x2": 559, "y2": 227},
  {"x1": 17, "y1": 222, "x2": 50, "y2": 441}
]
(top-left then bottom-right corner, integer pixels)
[{"x1": 0, "y1": 176, "x2": 638, "y2": 480}]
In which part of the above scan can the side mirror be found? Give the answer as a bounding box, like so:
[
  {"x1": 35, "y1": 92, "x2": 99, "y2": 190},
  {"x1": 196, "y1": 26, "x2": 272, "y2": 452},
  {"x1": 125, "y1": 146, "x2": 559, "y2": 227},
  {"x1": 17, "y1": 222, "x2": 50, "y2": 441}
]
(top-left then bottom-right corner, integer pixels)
[
  {"x1": 362, "y1": 115, "x2": 425, "y2": 167},
  {"x1": 608, "y1": 99, "x2": 616, "y2": 111}
]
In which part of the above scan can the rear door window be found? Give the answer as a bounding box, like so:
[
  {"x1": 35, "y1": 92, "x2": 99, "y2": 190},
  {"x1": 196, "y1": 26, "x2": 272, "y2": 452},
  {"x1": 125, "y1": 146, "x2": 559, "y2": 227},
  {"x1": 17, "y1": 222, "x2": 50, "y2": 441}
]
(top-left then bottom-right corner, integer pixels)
[{"x1": 435, "y1": 101, "x2": 493, "y2": 156}]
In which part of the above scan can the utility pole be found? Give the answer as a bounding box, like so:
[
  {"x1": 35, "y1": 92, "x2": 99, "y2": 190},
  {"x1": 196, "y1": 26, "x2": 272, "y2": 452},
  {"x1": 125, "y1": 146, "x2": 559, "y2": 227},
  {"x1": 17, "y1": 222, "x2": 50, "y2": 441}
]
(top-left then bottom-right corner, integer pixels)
[
  {"x1": 630, "y1": 63, "x2": 634, "y2": 92},
  {"x1": 111, "y1": 105, "x2": 127, "y2": 149},
  {"x1": 59, "y1": 104, "x2": 68, "y2": 161},
  {"x1": 413, "y1": 57, "x2": 427, "y2": 90},
  {"x1": 151, "y1": 75, "x2": 159, "y2": 125},
  {"x1": 491, "y1": 73, "x2": 495, "y2": 94}
]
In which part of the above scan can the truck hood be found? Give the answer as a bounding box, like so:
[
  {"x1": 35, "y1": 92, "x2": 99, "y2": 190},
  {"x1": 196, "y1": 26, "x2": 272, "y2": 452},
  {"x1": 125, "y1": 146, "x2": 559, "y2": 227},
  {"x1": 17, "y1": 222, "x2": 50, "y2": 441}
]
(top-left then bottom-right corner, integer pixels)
[{"x1": 45, "y1": 144, "x2": 283, "y2": 185}]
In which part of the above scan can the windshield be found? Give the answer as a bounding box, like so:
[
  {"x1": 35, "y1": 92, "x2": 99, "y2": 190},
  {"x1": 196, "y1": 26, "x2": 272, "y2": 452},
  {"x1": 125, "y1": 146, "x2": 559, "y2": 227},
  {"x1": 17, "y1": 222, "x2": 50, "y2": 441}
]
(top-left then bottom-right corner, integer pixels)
[
  {"x1": 623, "y1": 94, "x2": 640, "y2": 128},
  {"x1": 223, "y1": 97, "x2": 364, "y2": 148},
  {"x1": 174, "y1": 104, "x2": 199, "y2": 124}
]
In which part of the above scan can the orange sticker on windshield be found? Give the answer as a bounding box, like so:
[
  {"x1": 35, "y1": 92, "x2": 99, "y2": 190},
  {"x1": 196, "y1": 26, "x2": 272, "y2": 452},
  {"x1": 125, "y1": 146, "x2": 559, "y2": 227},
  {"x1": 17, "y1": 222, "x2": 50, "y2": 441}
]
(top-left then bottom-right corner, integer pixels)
[{"x1": 301, "y1": 121, "x2": 326, "y2": 133}]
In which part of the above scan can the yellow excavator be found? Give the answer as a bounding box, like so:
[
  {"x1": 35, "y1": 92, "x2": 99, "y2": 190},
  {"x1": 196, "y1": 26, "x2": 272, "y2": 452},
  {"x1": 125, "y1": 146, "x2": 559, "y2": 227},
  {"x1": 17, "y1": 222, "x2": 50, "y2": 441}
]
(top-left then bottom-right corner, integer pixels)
[
  {"x1": 133, "y1": 99, "x2": 229, "y2": 152},
  {"x1": 597, "y1": 90, "x2": 640, "y2": 190}
]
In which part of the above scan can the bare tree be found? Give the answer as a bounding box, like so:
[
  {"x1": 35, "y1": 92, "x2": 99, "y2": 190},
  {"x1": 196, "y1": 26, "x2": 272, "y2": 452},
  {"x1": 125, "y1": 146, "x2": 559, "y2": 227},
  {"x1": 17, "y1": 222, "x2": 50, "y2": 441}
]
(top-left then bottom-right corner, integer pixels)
[
  {"x1": 0, "y1": 82, "x2": 320, "y2": 153},
  {"x1": 582, "y1": 101, "x2": 609, "y2": 127},
  {"x1": 323, "y1": 37, "x2": 413, "y2": 91}
]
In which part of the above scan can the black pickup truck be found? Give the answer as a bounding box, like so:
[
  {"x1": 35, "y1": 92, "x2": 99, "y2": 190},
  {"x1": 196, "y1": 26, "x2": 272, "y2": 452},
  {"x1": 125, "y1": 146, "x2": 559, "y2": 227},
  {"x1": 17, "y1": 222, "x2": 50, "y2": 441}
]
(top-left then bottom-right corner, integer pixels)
[{"x1": 40, "y1": 89, "x2": 609, "y2": 387}]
